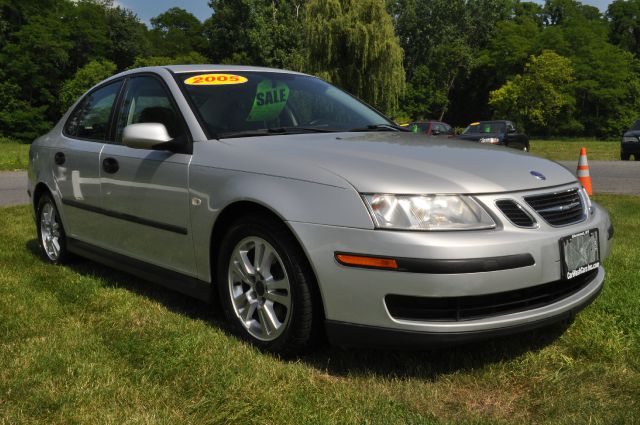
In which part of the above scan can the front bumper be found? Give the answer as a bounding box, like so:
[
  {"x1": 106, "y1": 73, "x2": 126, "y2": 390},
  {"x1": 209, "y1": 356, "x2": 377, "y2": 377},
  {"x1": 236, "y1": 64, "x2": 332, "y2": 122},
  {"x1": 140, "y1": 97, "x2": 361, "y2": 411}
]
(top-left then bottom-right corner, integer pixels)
[
  {"x1": 325, "y1": 273, "x2": 601, "y2": 348},
  {"x1": 289, "y1": 184, "x2": 612, "y2": 345},
  {"x1": 621, "y1": 142, "x2": 640, "y2": 154}
]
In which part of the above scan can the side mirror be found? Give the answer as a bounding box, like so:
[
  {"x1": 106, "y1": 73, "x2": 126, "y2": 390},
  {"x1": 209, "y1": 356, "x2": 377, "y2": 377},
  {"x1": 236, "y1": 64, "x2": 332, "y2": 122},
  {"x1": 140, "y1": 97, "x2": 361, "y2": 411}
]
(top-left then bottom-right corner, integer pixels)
[
  {"x1": 508, "y1": 128, "x2": 516, "y2": 134},
  {"x1": 123, "y1": 123, "x2": 172, "y2": 150}
]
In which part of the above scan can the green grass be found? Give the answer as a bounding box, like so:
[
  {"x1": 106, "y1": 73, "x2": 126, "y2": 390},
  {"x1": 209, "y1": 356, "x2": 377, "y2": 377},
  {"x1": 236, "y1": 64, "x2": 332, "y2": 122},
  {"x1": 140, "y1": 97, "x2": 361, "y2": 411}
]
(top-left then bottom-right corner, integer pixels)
[
  {"x1": 531, "y1": 139, "x2": 619, "y2": 161},
  {"x1": 0, "y1": 138, "x2": 30, "y2": 171},
  {"x1": 0, "y1": 138, "x2": 623, "y2": 172},
  {"x1": 1, "y1": 197, "x2": 638, "y2": 424}
]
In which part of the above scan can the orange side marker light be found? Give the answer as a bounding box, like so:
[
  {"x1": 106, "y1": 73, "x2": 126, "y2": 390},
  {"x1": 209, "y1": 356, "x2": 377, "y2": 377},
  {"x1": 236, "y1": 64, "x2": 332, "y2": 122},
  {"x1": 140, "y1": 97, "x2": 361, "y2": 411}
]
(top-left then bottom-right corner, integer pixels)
[{"x1": 335, "y1": 254, "x2": 399, "y2": 269}]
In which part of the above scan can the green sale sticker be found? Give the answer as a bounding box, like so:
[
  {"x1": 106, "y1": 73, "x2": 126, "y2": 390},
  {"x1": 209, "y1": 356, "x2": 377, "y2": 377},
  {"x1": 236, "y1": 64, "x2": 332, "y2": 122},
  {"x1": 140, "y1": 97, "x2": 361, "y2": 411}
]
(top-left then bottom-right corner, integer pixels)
[{"x1": 247, "y1": 79, "x2": 289, "y2": 122}]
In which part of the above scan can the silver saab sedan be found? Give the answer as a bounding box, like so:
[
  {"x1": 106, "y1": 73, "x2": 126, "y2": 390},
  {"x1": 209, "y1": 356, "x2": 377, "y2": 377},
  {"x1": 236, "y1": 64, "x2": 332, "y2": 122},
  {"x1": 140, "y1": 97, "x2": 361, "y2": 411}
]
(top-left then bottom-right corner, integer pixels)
[{"x1": 28, "y1": 65, "x2": 613, "y2": 353}]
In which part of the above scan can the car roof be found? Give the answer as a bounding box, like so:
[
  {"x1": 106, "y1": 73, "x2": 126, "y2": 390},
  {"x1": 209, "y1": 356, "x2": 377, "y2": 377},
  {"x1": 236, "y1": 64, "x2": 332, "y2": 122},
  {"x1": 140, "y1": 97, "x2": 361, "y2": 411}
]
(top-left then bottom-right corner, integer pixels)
[
  {"x1": 110, "y1": 64, "x2": 309, "y2": 80},
  {"x1": 469, "y1": 120, "x2": 510, "y2": 125},
  {"x1": 165, "y1": 64, "x2": 308, "y2": 75}
]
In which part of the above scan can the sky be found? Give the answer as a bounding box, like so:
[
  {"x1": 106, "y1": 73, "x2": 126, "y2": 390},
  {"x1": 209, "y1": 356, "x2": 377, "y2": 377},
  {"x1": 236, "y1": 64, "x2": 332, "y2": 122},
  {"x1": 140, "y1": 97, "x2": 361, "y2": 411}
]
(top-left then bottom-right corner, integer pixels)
[
  {"x1": 115, "y1": 0, "x2": 212, "y2": 24},
  {"x1": 118, "y1": 0, "x2": 614, "y2": 26}
]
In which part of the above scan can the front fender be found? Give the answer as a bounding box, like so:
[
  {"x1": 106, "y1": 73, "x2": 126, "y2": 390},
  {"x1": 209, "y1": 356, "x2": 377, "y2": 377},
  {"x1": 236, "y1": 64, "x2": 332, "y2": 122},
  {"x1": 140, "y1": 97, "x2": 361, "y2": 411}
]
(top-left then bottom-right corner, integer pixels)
[{"x1": 188, "y1": 164, "x2": 374, "y2": 282}]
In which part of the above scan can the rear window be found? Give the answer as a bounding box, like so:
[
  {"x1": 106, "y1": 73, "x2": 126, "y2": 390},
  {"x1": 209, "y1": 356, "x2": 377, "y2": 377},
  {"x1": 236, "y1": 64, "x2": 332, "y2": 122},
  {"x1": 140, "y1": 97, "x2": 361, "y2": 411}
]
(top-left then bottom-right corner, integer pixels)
[{"x1": 462, "y1": 122, "x2": 506, "y2": 135}]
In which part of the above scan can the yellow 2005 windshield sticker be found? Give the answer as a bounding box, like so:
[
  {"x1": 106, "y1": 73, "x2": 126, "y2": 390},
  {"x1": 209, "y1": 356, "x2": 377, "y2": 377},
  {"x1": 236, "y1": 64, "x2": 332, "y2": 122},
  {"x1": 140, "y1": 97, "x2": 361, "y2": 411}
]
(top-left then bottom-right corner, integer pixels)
[{"x1": 184, "y1": 74, "x2": 248, "y2": 85}]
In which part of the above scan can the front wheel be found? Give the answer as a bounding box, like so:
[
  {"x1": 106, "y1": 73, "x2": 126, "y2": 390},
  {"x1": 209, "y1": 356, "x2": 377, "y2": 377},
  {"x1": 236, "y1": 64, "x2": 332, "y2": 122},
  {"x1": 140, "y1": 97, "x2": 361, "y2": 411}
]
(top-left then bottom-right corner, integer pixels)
[
  {"x1": 217, "y1": 216, "x2": 318, "y2": 354},
  {"x1": 36, "y1": 193, "x2": 69, "y2": 264},
  {"x1": 621, "y1": 153, "x2": 630, "y2": 160}
]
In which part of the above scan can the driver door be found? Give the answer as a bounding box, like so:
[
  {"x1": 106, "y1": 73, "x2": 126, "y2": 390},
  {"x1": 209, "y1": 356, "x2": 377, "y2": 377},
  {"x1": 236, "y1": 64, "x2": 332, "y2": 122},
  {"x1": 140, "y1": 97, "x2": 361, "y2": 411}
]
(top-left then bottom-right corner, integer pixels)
[{"x1": 97, "y1": 74, "x2": 196, "y2": 276}]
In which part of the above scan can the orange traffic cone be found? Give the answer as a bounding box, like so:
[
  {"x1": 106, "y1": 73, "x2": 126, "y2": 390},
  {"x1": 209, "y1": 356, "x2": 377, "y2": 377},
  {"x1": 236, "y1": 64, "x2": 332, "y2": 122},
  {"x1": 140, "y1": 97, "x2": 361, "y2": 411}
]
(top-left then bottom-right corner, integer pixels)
[{"x1": 577, "y1": 147, "x2": 592, "y2": 195}]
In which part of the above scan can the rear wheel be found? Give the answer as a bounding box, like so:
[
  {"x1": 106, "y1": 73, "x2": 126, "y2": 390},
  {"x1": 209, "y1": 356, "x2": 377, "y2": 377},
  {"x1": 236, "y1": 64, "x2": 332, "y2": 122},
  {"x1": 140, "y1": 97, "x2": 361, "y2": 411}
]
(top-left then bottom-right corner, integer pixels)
[
  {"x1": 217, "y1": 216, "x2": 318, "y2": 354},
  {"x1": 36, "y1": 193, "x2": 69, "y2": 264}
]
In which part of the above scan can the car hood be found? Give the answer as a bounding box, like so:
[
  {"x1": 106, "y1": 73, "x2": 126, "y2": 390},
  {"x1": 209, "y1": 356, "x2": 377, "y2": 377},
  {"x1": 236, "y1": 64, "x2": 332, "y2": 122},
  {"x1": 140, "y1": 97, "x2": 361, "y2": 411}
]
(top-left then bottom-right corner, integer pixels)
[{"x1": 215, "y1": 132, "x2": 576, "y2": 194}]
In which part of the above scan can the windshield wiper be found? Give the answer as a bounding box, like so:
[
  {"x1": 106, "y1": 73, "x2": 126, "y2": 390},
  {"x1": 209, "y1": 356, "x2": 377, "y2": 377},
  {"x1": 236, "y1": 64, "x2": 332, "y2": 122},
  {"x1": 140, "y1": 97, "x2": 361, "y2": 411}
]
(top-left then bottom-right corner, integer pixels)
[
  {"x1": 219, "y1": 127, "x2": 338, "y2": 139},
  {"x1": 348, "y1": 123, "x2": 410, "y2": 132}
]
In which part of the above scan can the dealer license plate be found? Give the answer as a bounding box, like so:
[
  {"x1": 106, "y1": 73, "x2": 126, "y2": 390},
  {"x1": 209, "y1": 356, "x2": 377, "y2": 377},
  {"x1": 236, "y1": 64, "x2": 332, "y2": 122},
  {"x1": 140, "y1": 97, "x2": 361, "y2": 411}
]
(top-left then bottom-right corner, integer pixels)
[{"x1": 559, "y1": 228, "x2": 600, "y2": 280}]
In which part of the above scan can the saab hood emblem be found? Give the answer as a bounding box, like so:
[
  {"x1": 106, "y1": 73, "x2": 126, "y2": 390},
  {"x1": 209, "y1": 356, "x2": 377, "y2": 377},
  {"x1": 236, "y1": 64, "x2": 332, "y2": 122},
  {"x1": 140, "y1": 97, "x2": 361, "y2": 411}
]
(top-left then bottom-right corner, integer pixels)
[{"x1": 530, "y1": 171, "x2": 546, "y2": 181}]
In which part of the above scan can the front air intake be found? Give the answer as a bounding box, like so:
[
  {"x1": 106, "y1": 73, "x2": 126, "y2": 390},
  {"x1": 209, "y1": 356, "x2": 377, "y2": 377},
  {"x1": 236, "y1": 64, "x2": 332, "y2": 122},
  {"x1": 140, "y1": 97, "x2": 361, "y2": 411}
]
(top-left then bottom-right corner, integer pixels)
[{"x1": 495, "y1": 200, "x2": 536, "y2": 228}]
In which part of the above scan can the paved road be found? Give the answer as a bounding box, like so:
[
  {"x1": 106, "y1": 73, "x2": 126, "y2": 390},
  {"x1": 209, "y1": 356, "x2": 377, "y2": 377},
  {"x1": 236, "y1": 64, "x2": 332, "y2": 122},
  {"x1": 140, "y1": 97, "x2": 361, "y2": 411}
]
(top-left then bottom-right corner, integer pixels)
[
  {"x1": 0, "y1": 171, "x2": 29, "y2": 207},
  {"x1": 1, "y1": 161, "x2": 638, "y2": 207},
  {"x1": 558, "y1": 160, "x2": 640, "y2": 195}
]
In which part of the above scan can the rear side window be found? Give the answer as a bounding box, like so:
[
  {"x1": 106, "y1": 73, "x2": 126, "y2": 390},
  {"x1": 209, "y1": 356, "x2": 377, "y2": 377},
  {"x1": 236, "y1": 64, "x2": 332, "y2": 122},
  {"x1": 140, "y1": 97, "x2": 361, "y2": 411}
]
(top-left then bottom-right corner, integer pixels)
[{"x1": 64, "y1": 81, "x2": 122, "y2": 141}]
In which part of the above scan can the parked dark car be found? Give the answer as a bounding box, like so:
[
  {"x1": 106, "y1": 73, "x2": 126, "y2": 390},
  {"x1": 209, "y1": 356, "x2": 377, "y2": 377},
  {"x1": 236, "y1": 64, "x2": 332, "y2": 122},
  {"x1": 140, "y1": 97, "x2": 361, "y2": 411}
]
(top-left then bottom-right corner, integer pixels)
[
  {"x1": 458, "y1": 120, "x2": 529, "y2": 151},
  {"x1": 621, "y1": 120, "x2": 640, "y2": 160},
  {"x1": 408, "y1": 120, "x2": 455, "y2": 137}
]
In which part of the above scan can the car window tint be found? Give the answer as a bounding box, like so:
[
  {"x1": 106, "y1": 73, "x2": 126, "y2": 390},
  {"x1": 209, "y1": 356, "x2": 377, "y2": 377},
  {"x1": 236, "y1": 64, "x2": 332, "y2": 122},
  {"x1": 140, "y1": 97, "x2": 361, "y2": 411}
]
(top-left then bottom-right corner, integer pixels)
[
  {"x1": 416, "y1": 123, "x2": 430, "y2": 132},
  {"x1": 478, "y1": 122, "x2": 505, "y2": 133},
  {"x1": 64, "y1": 81, "x2": 122, "y2": 141},
  {"x1": 115, "y1": 75, "x2": 185, "y2": 143},
  {"x1": 179, "y1": 72, "x2": 392, "y2": 137}
]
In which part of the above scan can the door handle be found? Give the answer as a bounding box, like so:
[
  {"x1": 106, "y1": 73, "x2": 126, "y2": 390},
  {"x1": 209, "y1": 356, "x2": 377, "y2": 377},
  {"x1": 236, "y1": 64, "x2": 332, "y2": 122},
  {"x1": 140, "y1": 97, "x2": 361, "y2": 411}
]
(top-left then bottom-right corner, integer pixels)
[
  {"x1": 102, "y1": 157, "x2": 119, "y2": 174},
  {"x1": 54, "y1": 152, "x2": 65, "y2": 166}
]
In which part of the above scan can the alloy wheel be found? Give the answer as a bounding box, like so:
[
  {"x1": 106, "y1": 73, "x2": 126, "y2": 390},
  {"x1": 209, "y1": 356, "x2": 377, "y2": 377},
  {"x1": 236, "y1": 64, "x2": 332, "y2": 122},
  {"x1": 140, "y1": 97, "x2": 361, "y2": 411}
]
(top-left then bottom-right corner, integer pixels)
[
  {"x1": 40, "y1": 201, "x2": 61, "y2": 262},
  {"x1": 227, "y1": 236, "x2": 292, "y2": 341}
]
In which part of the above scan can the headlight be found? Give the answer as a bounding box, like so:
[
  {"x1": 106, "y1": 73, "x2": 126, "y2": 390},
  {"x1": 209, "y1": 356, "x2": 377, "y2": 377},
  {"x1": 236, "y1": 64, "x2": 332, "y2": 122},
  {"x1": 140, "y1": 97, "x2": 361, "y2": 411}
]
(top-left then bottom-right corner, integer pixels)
[
  {"x1": 622, "y1": 136, "x2": 638, "y2": 143},
  {"x1": 479, "y1": 137, "x2": 500, "y2": 144},
  {"x1": 362, "y1": 194, "x2": 496, "y2": 231}
]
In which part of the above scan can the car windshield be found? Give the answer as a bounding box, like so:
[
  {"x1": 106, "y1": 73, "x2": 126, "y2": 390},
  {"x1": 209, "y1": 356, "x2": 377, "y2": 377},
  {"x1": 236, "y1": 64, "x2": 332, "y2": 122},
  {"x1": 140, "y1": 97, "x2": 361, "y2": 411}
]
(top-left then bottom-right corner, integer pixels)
[
  {"x1": 177, "y1": 71, "x2": 395, "y2": 138},
  {"x1": 462, "y1": 122, "x2": 506, "y2": 134},
  {"x1": 630, "y1": 120, "x2": 640, "y2": 131}
]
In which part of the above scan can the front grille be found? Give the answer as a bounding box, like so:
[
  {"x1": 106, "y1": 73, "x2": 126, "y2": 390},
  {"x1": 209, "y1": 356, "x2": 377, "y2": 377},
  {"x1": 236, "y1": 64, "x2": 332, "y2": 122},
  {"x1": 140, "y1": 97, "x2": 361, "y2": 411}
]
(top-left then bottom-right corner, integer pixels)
[
  {"x1": 496, "y1": 200, "x2": 536, "y2": 227},
  {"x1": 385, "y1": 270, "x2": 597, "y2": 322},
  {"x1": 525, "y1": 188, "x2": 585, "y2": 226}
]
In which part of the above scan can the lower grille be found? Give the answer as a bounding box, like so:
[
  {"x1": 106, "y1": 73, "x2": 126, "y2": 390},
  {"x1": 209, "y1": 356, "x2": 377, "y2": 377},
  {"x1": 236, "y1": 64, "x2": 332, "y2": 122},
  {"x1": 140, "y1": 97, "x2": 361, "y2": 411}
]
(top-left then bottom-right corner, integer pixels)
[
  {"x1": 525, "y1": 188, "x2": 585, "y2": 226},
  {"x1": 385, "y1": 270, "x2": 597, "y2": 322}
]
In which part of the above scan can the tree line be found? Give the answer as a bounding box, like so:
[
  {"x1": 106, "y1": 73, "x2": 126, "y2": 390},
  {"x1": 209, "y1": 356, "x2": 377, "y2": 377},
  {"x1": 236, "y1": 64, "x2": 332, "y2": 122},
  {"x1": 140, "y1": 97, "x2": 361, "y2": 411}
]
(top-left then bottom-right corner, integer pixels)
[{"x1": 1, "y1": 0, "x2": 639, "y2": 142}]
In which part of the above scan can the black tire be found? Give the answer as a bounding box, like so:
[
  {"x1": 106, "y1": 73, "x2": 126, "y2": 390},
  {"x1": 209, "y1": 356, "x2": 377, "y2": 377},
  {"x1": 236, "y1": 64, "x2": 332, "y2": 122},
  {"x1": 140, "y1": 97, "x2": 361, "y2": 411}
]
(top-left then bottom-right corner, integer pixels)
[
  {"x1": 635, "y1": 154, "x2": 640, "y2": 161},
  {"x1": 36, "y1": 193, "x2": 69, "y2": 264},
  {"x1": 217, "y1": 215, "x2": 319, "y2": 354},
  {"x1": 621, "y1": 153, "x2": 630, "y2": 160}
]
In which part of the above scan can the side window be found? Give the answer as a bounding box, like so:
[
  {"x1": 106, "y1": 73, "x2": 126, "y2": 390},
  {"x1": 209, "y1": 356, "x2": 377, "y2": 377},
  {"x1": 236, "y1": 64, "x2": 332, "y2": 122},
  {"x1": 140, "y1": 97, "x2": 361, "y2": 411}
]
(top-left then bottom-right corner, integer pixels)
[
  {"x1": 443, "y1": 124, "x2": 453, "y2": 134},
  {"x1": 115, "y1": 75, "x2": 185, "y2": 143},
  {"x1": 64, "y1": 81, "x2": 122, "y2": 141}
]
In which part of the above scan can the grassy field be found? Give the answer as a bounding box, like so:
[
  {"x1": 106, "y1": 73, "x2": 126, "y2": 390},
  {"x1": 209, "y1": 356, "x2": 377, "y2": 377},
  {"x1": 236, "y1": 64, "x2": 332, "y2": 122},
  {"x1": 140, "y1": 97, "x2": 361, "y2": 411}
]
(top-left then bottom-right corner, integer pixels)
[
  {"x1": 0, "y1": 138, "x2": 30, "y2": 171},
  {"x1": 0, "y1": 196, "x2": 638, "y2": 424},
  {"x1": 0, "y1": 138, "x2": 622, "y2": 173},
  {"x1": 530, "y1": 139, "x2": 619, "y2": 161}
]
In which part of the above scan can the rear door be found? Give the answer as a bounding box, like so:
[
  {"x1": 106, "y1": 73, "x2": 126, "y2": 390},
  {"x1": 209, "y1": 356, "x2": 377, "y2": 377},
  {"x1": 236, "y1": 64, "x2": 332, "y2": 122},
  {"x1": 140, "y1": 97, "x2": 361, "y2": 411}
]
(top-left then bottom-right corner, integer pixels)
[
  {"x1": 55, "y1": 80, "x2": 123, "y2": 243},
  {"x1": 97, "y1": 74, "x2": 196, "y2": 276}
]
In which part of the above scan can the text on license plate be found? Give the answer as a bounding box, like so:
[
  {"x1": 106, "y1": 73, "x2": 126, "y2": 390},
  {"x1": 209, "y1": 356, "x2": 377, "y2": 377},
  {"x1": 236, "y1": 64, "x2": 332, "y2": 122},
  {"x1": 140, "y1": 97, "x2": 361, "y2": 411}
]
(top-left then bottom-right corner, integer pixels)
[{"x1": 560, "y1": 229, "x2": 600, "y2": 280}]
